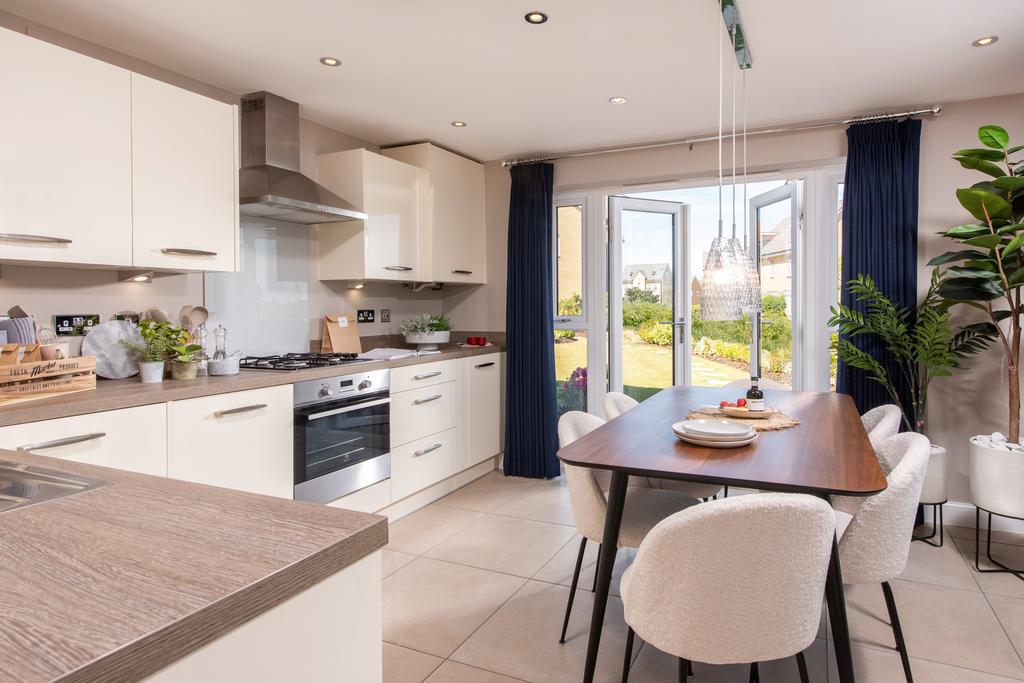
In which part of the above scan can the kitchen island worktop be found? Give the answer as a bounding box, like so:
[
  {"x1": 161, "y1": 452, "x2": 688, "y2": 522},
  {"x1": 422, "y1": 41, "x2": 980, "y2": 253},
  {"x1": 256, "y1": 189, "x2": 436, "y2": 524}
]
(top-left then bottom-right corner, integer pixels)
[
  {"x1": 0, "y1": 447, "x2": 387, "y2": 683},
  {"x1": 0, "y1": 343, "x2": 503, "y2": 428}
]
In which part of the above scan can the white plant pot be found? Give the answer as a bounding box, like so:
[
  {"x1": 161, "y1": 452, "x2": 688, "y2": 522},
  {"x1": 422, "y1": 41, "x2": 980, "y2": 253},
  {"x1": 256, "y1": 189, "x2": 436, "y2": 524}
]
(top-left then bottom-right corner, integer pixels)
[
  {"x1": 138, "y1": 361, "x2": 166, "y2": 384},
  {"x1": 970, "y1": 436, "x2": 1024, "y2": 519},
  {"x1": 404, "y1": 330, "x2": 450, "y2": 351},
  {"x1": 920, "y1": 444, "x2": 947, "y2": 505}
]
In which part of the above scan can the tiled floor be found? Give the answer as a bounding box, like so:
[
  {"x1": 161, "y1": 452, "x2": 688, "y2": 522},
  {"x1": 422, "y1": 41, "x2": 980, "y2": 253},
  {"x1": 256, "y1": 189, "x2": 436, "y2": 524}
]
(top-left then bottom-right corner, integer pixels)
[{"x1": 382, "y1": 471, "x2": 1024, "y2": 682}]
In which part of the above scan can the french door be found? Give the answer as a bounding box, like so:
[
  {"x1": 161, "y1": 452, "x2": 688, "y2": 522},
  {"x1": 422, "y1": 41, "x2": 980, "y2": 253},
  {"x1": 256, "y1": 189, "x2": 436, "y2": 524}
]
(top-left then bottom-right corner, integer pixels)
[{"x1": 608, "y1": 196, "x2": 689, "y2": 401}]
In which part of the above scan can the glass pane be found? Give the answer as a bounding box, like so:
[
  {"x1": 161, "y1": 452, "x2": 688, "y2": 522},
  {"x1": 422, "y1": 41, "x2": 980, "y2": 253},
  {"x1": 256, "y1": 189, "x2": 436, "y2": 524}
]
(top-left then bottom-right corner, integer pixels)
[
  {"x1": 757, "y1": 197, "x2": 794, "y2": 389},
  {"x1": 554, "y1": 330, "x2": 588, "y2": 415},
  {"x1": 556, "y1": 205, "x2": 584, "y2": 316},
  {"x1": 620, "y1": 209, "x2": 674, "y2": 402},
  {"x1": 830, "y1": 182, "x2": 845, "y2": 390}
]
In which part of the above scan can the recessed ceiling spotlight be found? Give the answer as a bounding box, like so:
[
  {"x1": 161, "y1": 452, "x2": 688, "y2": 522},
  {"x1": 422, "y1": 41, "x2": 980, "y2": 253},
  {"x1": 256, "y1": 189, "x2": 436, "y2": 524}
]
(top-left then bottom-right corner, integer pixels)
[
  {"x1": 319, "y1": 56, "x2": 342, "y2": 66},
  {"x1": 972, "y1": 35, "x2": 998, "y2": 47},
  {"x1": 524, "y1": 11, "x2": 548, "y2": 24},
  {"x1": 451, "y1": 121, "x2": 467, "y2": 128},
  {"x1": 609, "y1": 96, "x2": 627, "y2": 104}
]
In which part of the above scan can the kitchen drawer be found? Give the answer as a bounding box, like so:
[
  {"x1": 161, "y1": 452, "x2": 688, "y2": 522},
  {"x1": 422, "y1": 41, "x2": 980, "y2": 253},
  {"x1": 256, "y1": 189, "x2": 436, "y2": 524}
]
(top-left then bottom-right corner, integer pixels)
[
  {"x1": 390, "y1": 381, "x2": 456, "y2": 447},
  {"x1": 390, "y1": 428, "x2": 458, "y2": 501},
  {"x1": 168, "y1": 385, "x2": 292, "y2": 498},
  {"x1": 390, "y1": 359, "x2": 456, "y2": 393},
  {"x1": 0, "y1": 404, "x2": 167, "y2": 476}
]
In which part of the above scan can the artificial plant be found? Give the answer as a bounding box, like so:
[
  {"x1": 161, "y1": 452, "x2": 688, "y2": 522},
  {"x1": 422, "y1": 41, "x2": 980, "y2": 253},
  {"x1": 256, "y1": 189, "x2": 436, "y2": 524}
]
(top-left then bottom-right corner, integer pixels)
[{"x1": 400, "y1": 313, "x2": 453, "y2": 334}]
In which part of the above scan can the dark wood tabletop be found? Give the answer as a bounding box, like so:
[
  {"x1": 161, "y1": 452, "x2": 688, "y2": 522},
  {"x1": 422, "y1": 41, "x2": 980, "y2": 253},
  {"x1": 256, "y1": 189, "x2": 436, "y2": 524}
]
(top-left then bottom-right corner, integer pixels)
[{"x1": 557, "y1": 386, "x2": 887, "y2": 497}]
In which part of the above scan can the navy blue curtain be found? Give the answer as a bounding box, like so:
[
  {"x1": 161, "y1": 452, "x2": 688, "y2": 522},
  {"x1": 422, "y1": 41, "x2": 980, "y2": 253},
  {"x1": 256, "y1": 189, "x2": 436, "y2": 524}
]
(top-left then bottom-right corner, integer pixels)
[
  {"x1": 838, "y1": 119, "x2": 922, "y2": 420},
  {"x1": 504, "y1": 163, "x2": 560, "y2": 479}
]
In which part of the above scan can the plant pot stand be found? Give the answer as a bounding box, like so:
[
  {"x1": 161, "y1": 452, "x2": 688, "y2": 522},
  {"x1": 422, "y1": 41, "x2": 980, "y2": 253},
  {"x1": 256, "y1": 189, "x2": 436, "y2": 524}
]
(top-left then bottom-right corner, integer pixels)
[
  {"x1": 913, "y1": 500, "x2": 946, "y2": 547},
  {"x1": 913, "y1": 445, "x2": 947, "y2": 547},
  {"x1": 974, "y1": 506, "x2": 1024, "y2": 582}
]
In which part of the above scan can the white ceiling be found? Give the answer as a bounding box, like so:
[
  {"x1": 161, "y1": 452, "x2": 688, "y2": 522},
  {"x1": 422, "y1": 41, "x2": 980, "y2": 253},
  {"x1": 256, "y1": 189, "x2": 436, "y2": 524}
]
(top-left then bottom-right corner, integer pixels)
[{"x1": 4, "y1": 0, "x2": 1022, "y2": 161}]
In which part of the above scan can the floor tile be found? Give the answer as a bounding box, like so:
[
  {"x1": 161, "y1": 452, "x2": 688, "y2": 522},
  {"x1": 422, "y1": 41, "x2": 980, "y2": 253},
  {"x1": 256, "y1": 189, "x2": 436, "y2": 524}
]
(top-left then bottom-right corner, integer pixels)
[
  {"x1": 383, "y1": 557, "x2": 526, "y2": 658},
  {"x1": 839, "y1": 579, "x2": 1024, "y2": 678},
  {"x1": 382, "y1": 642, "x2": 442, "y2": 683},
  {"x1": 451, "y1": 580, "x2": 636, "y2": 683},
  {"x1": 424, "y1": 661, "x2": 527, "y2": 682},
  {"x1": 898, "y1": 534, "x2": 980, "y2": 591},
  {"x1": 627, "y1": 637, "x2": 829, "y2": 682},
  {"x1": 822, "y1": 640, "x2": 1023, "y2": 683},
  {"x1": 434, "y1": 472, "x2": 537, "y2": 513},
  {"x1": 987, "y1": 593, "x2": 1024, "y2": 667},
  {"x1": 951, "y1": 523, "x2": 1024, "y2": 548},
  {"x1": 386, "y1": 504, "x2": 484, "y2": 555},
  {"x1": 426, "y1": 514, "x2": 576, "y2": 577},
  {"x1": 492, "y1": 479, "x2": 575, "y2": 526},
  {"x1": 955, "y1": 535, "x2": 1024, "y2": 599},
  {"x1": 383, "y1": 549, "x2": 417, "y2": 578},
  {"x1": 532, "y1": 533, "x2": 636, "y2": 598}
]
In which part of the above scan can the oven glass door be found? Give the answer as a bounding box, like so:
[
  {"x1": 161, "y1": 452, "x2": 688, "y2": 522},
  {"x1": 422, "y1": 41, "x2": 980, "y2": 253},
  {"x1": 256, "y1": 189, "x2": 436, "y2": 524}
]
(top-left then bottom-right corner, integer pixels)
[{"x1": 294, "y1": 392, "x2": 390, "y2": 486}]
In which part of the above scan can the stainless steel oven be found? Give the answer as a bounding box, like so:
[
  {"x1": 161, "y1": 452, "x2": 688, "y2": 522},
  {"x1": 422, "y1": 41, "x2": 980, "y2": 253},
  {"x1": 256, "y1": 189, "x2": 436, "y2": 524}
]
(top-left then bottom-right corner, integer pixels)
[{"x1": 293, "y1": 369, "x2": 390, "y2": 503}]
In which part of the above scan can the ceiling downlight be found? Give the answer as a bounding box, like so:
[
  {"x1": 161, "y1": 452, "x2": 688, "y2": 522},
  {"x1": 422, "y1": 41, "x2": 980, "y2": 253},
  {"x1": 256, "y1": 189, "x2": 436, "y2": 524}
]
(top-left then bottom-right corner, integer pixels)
[{"x1": 524, "y1": 12, "x2": 548, "y2": 24}]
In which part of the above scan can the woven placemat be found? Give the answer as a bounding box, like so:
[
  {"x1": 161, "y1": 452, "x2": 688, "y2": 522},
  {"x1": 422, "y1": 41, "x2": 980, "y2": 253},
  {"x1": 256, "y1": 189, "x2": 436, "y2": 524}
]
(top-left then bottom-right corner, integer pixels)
[{"x1": 686, "y1": 406, "x2": 800, "y2": 432}]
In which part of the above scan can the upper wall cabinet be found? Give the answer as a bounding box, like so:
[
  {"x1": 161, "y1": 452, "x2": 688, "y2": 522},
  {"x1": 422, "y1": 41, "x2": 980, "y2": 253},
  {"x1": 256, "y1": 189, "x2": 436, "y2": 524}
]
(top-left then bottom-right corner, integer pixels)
[
  {"x1": 316, "y1": 149, "x2": 428, "y2": 282},
  {"x1": 0, "y1": 28, "x2": 133, "y2": 267},
  {"x1": 383, "y1": 143, "x2": 487, "y2": 284},
  {"x1": 131, "y1": 74, "x2": 238, "y2": 272}
]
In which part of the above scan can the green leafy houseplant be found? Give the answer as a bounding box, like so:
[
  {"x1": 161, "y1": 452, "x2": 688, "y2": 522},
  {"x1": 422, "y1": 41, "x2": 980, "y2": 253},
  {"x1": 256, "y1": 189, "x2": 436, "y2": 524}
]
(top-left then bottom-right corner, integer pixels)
[
  {"x1": 399, "y1": 314, "x2": 453, "y2": 334},
  {"x1": 120, "y1": 320, "x2": 187, "y2": 362},
  {"x1": 170, "y1": 343, "x2": 204, "y2": 363},
  {"x1": 929, "y1": 124, "x2": 1024, "y2": 441},
  {"x1": 829, "y1": 272, "x2": 995, "y2": 433}
]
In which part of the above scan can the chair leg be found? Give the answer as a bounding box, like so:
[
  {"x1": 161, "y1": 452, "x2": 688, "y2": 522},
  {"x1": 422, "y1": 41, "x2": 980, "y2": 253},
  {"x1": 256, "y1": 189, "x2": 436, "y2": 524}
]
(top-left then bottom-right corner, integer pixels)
[
  {"x1": 622, "y1": 626, "x2": 635, "y2": 682},
  {"x1": 749, "y1": 661, "x2": 760, "y2": 683},
  {"x1": 559, "y1": 537, "x2": 587, "y2": 644},
  {"x1": 723, "y1": 485, "x2": 729, "y2": 498},
  {"x1": 796, "y1": 651, "x2": 810, "y2": 683},
  {"x1": 678, "y1": 658, "x2": 690, "y2": 683},
  {"x1": 881, "y1": 581, "x2": 914, "y2": 682},
  {"x1": 592, "y1": 543, "x2": 602, "y2": 592}
]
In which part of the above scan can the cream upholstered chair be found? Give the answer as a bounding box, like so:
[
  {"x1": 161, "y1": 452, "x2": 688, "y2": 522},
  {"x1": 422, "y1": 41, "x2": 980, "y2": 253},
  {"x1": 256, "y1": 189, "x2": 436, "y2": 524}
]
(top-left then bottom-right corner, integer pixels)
[
  {"x1": 556, "y1": 411, "x2": 700, "y2": 644},
  {"x1": 602, "y1": 392, "x2": 722, "y2": 500},
  {"x1": 723, "y1": 377, "x2": 789, "y2": 390},
  {"x1": 620, "y1": 493, "x2": 835, "y2": 682},
  {"x1": 834, "y1": 432, "x2": 930, "y2": 683},
  {"x1": 861, "y1": 404, "x2": 903, "y2": 444}
]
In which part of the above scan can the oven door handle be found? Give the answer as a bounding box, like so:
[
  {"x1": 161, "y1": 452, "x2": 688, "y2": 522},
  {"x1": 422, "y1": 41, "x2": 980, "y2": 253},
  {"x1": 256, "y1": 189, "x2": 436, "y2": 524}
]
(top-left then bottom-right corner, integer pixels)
[{"x1": 305, "y1": 397, "x2": 391, "y2": 421}]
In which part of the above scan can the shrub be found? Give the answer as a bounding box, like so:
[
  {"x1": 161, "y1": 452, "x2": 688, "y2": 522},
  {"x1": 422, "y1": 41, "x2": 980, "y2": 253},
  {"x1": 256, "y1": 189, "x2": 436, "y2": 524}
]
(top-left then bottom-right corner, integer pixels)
[
  {"x1": 554, "y1": 329, "x2": 576, "y2": 341},
  {"x1": 692, "y1": 336, "x2": 791, "y2": 374},
  {"x1": 623, "y1": 301, "x2": 672, "y2": 330},
  {"x1": 625, "y1": 287, "x2": 659, "y2": 304},
  {"x1": 637, "y1": 320, "x2": 673, "y2": 346},
  {"x1": 558, "y1": 292, "x2": 582, "y2": 317}
]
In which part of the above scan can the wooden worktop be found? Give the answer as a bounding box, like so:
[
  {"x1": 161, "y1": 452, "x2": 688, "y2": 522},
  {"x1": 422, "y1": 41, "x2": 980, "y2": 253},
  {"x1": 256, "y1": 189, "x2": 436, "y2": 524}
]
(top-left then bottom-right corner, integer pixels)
[
  {"x1": 0, "y1": 448, "x2": 387, "y2": 683},
  {"x1": 0, "y1": 343, "x2": 502, "y2": 427}
]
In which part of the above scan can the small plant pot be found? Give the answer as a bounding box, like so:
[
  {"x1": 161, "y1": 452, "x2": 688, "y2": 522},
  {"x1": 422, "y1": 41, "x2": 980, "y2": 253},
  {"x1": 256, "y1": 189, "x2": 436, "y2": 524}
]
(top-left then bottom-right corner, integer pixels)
[
  {"x1": 404, "y1": 330, "x2": 450, "y2": 352},
  {"x1": 170, "y1": 360, "x2": 199, "y2": 381},
  {"x1": 920, "y1": 444, "x2": 948, "y2": 505},
  {"x1": 138, "y1": 361, "x2": 166, "y2": 384},
  {"x1": 969, "y1": 436, "x2": 1024, "y2": 518}
]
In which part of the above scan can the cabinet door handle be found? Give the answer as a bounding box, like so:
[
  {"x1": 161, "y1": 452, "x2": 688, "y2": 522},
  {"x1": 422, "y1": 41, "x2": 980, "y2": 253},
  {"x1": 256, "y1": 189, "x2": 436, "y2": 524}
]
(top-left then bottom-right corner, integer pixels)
[
  {"x1": 414, "y1": 394, "x2": 442, "y2": 405},
  {"x1": 475, "y1": 362, "x2": 496, "y2": 369},
  {"x1": 413, "y1": 443, "x2": 443, "y2": 457},
  {"x1": 451, "y1": 269, "x2": 474, "y2": 275},
  {"x1": 162, "y1": 248, "x2": 217, "y2": 257},
  {"x1": 384, "y1": 265, "x2": 413, "y2": 271},
  {"x1": 0, "y1": 233, "x2": 72, "y2": 245},
  {"x1": 414, "y1": 371, "x2": 443, "y2": 380},
  {"x1": 19, "y1": 432, "x2": 105, "y2": 451},
  {"x1": 214, "y1": 403, "x2": 267, "y2": 418}
]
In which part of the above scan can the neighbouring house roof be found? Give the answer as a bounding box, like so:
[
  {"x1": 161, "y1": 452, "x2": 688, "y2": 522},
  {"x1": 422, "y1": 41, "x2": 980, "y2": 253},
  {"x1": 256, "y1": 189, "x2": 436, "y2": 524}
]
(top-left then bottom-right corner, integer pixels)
[
  {"x1": 623, "y1": 262, "x2": 672, "y2": 284},
  {"x1": 761, "y1": 217, "x2": 791, "y2": 258}
]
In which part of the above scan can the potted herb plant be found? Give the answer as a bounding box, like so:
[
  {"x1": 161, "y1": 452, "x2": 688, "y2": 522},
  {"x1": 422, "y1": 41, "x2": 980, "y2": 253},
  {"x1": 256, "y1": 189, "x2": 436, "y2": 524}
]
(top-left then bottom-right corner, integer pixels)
[
  {"x1": 930, "y1": 124, "x2": 1024, "y2": 518},
  {"x1": 120, "y1": 320, "x2": 183, "y2": 383},
  {"x1": 400, "y1": 313, "x2": 453, "y2": 351},
  {"x1": 169, "y1": 342, "x2": 205, "y2": 380}
]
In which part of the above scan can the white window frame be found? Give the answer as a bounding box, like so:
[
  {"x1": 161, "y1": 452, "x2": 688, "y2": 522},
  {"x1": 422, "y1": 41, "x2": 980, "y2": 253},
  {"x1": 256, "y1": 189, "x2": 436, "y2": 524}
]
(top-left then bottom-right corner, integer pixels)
[{"x1": 552, "y1": 196, "x2": 589, "y2": 326}]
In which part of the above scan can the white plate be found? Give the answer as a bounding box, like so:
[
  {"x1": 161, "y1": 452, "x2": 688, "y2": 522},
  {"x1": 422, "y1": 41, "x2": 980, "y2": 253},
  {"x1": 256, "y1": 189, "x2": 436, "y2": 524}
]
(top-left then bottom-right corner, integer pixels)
[
  {"x1": 672, "y1": 422, "x2": 754, "y2": 442},
  {"x1": 675, "y1": 431, "x2": 758, "y2": 448},
  {"x1": 678, "y1": 418, "x2": 754, "y2": 438},
  {"x1": 82, "y1": 320, "x2": 143, "y2": 379}
]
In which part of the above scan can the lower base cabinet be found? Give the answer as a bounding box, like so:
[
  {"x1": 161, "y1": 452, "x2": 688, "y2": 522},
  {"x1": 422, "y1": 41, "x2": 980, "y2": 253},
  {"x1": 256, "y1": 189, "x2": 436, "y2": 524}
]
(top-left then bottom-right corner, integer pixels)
[{"x1": 390, "y1": 427, "x2": 459, "y2": 501}]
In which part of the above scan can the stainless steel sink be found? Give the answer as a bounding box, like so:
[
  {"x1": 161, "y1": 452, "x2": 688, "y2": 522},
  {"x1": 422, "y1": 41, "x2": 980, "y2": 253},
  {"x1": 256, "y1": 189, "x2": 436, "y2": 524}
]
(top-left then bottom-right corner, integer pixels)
[{"x1": 0, "y1": 460, "x2": 107, "y2": 514}]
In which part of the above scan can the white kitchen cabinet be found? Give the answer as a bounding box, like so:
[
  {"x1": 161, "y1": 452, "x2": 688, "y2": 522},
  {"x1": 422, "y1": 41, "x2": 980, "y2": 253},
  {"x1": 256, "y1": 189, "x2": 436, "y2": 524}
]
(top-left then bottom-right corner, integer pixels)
[
  {"x1": 390, "y1": 428, "x2": 459, "y2": 501},
  {"x1": 168, "y1": 385, "x2": 292, "y2": 498},
  {"x1": 390, "y1": 359, "x2": 456, "y2": 393},
  {"x1": 131, "y1": 74, "x2": 238, "y2": 272},
  {"x1": 0, "y1": 27, "x2": 133, "y2": 267},
  {"x1": 383, "y1": 143, "x2": 486, "y2": 284},
  {"x1": 390, "y1": 381, "x2": 457, "y2": 447},
  {"x1": 316, "y1": 149, "x2": 428, "y2": 282},
  {"x1": 458, "y1": 353, "x2": 505, "y2": 469},
  {"x1": 0, "y1": 404, "x2": 167, "y2": 476}
]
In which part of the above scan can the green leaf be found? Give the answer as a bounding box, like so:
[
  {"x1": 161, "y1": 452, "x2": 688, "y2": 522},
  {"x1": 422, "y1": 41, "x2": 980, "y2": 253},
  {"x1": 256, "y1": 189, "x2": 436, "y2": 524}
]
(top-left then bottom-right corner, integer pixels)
[
  {"x1": 979, "y1": 125, "x2": 1010, "y2": 149},
  {"x1": 963, "y1": 233, "x2": 1003, "y2": 249},
  {"x1": 957, "y1": 188, "x2": 1014, "y2": 221},
  {"x1": 994, "y1": 177, "x2": 1024, "y2": 193},
  {"x1": 956, "y1": 154, "x2": 1007, "y2": 179},
  {"x1": 1008, "y1": 145, "x2": 1024, "y2": 155},
  {"x1": 936, "y1": 276, "x2": 1004, "y2": 301},
  {"x1": 945, "y1": 266, "x2": 1000, "y2": 279},
  {"x1": 944, "y1": 223, "x2": 993, "y2": 238},
  {"x1": 927, "y1": 249, "x2": 989, "y2": 266},
  {"x1": 955, "y1": 148, "x2": 1006, "y2": 161},
  {"x1": 1005, "y1": 233, "x2": 1024, "y2": 257},
  {"x1": 997, "y1": 222, "x2": 1022, "y2": 234},
  {"x1": 1010, "y1": 266, "x2": 1024, "y2": 287}
]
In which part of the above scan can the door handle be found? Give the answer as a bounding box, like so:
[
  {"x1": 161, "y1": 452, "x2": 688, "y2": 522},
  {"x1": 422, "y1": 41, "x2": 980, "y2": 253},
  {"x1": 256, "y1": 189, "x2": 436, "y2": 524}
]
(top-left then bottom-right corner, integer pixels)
[
  {"x1": 475, "y1": 362, "x2": 496, "y2": 369},
  {"x1": 0, "y1": 233, "x2": 72, "y2": 245},
  {"x1": 19, "y1": 432, "x2": 105, "y2": 451},
  {"x1": 385, "y1": 265, "x2": 413, "y2": 271},
  {"x1": 414, "y1": 371, "x2": 443, "y2": 380},
  {"x1": 214, "y1": 404, "x2": 267, "y2": 418},
  {"x1": 162, "y1": 248, "x2": 217, "y2": 257},
  {"x1": 658, "y1": 321, "x2": 687, "y2": 326},
  {"x1": 414, "y1": 394, "x2": 442, "y2": 405},
  {"x1": 413, "y1": 443, "x2": 443, "y2": 457},
  {"x1": 451, "y1": 269, "x2": 474, "y2": 275}
]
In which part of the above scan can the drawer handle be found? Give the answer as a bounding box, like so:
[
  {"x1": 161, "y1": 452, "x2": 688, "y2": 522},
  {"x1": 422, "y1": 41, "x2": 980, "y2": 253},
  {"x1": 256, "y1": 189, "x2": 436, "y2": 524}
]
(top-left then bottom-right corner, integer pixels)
[
  {"x1": 0, "y1": 233, "x2": 72, "y2": 245},
  {"x1": 414, "y1": 394, "x2": 442, "y2": 405},
  {"x1": 413, "y1": 443, "x2": 443, "y2": 457},
  {"x1": 451, "y1": 269, "x2": 473, "y2": 275},
  {"x1": 162, "y1": 248, "x2": 217, "y2": 257},
  {"x1": 475, "y1": 362, "x2": 496, "y2": 369},
  {"x1": 414, "y1": 371, "x2": 443, "y2": 380},
  {"x1": 18, "y1": 432, "x2": 105, "y2": 451},
  {"x1": 384, "y1": 265, "x2": 413, "y2": 271},
  {"x1": 214, "y1": 403, "x2": 267, "y2": 418}
]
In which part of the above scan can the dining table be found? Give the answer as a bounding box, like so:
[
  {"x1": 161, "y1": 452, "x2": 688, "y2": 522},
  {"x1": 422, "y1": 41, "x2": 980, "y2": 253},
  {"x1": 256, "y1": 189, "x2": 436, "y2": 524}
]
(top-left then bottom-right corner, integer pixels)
[{"x1": 556, "y1": 385, "x2": 888, "y2": 683}]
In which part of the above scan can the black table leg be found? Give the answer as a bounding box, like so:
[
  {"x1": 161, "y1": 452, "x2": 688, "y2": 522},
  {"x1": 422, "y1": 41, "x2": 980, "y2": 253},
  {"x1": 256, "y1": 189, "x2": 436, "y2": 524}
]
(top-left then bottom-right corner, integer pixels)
[
  {"x1": 824, "y1": 530, "x2": 856, "y2": 683},
  {"x1": 582, "y1": 470, "x2": 628, "y2": 683}
]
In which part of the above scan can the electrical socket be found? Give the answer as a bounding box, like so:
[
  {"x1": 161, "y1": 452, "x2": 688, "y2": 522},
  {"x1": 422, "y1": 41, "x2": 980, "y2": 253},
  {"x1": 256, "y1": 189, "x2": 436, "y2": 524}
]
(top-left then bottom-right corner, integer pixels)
[{"x1": 380, "y1": 309, "x2": 391, "y2": 323}]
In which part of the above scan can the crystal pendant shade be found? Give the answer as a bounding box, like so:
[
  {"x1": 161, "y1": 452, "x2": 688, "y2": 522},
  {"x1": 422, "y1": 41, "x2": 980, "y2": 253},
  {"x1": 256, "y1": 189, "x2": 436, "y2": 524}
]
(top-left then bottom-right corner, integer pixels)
[{"x1": 700, "y1": 236, "x2": 762, "y2": 321}]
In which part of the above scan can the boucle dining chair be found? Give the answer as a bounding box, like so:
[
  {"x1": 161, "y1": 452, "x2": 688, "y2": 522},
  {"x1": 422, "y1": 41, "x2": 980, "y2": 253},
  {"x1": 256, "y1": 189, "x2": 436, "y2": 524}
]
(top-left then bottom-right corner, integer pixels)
[
  {"x1": 602, "y1": 392, "x2": 723, "y2": 500},
  {"x1": 556, "y1": 411, "x2": 701, "y2": 645},
  {"x1": 833, "y1": 432, "x2": 930, "y2": 683},
  {"x1": 860, "y1": 404, "x2": 903, "y2": 444},
  {"x1": 620, "y1": 493, "x2": 835, "y2": 683}
]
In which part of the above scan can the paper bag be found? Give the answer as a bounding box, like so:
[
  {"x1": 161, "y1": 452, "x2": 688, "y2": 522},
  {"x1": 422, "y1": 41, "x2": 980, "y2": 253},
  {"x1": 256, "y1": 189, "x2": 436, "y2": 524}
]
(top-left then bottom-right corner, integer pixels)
[{"x1": 320, "y1": 315, "x2": 362, "y2": 354}]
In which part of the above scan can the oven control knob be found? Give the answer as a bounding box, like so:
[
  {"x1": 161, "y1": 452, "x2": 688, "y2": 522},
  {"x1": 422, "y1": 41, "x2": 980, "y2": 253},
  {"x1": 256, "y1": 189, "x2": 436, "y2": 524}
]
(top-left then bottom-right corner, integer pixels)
[
  {"x1": 318, "y1": 385, "x2": 334, "y2": 398},
  {"x1": 358, "y1": 379, "x2": 372, "y2": 391}
]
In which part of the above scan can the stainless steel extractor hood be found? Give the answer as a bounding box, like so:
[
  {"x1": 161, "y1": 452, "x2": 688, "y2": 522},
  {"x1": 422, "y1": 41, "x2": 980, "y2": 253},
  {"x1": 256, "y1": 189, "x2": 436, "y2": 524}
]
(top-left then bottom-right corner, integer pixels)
[{"x1": 239, "y1": 92, "x2": 368, "y2": 225}]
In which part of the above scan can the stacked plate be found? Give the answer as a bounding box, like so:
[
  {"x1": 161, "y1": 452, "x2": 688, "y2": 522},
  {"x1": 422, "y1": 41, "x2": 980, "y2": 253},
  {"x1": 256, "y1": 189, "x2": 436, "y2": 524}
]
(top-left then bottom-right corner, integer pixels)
[{"x1": 673, "y1": 419, "x2": 757, "y2": 448}]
